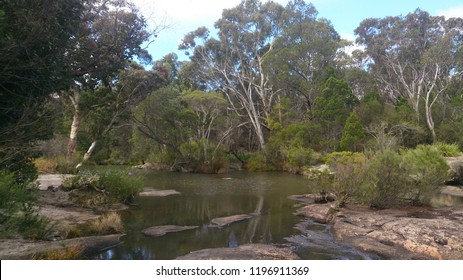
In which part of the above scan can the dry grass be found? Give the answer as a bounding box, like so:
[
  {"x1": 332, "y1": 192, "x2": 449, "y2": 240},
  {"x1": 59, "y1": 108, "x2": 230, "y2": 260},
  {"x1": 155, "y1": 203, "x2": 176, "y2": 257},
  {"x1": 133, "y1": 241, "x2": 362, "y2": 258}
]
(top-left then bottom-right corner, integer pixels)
[
  {"x1": 33, "y1": 157, "x2": 58, "y2": 173},
  {"x1": 89, "y1": 212, "x2": 124, "y2": 234},
  {"x1": 32, "y1": 244, "x2": 84, "y2": 260}
]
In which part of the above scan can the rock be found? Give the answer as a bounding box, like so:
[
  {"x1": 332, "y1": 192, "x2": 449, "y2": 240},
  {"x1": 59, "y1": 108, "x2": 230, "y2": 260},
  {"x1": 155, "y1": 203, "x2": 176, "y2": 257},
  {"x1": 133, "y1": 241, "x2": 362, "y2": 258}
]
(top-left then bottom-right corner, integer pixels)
[
  {"x1": 210, "y1": 214, "x2": 254, "y2": 227},
  {"x1": 288, "y1": 193, "x2": 336, "y2": 204},
  {"x1": 138, "y1": 188, "x2": 180, "y2": 197},
  {"x1": 331, "y1": 206, "x2": 463, "y2": 259},
  {"x1": 176, "y1": 244, "x2": 300, "y2": 260},
  {"x1": 441, "y1": 186, "x2": 463, "y2": 197},
  {"x1": 132, "y1": 162, "x2": 156, "y2": 170},
  {"x1": 296, "y1": 203, "x2": 336, "y2": 224},
  {"x1": 303, "y1": 164, "x2": 333, "y2": 179},
  {"x1": 445, "y1": 156, "x2": 463, "y2": 184},
  {"x1": 142, "y1": 225, "x2": 198, "y2": 237},
  {"x1": 37, "y1": 174, "x2": 74, "y2": 190},
  {"x1": 0, "y1": 234, "x2": 124, "y2": 259}
]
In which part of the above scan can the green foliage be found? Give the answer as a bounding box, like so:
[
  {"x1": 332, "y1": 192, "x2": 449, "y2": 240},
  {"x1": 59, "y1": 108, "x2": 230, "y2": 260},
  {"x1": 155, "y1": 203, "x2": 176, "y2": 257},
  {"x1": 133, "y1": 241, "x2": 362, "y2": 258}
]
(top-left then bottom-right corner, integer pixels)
[
  {"x1": 340, "y1": 112, "x2": 366, "y2": 152},
  {"x1": 287, "y1": 146, "x2": 314, "y2": 170},
  {"x1": 62, "y1": 171, "x2": 144, "y2": 206},
  {"x1": 358, "y1": 150, "x2": 406, "y2": 208},
  {"x1": 0, "y1": 171, "x2": 55, "y2": 239},
  {"x1": 431, "y1": 142, "x2": 461, "y2": 157},
  {"x1": 319, "y1": 146, "x2": 449, "y2": 208},
  {"x1": 402, "y1": 145, "x2": 449, "y2": 205}
]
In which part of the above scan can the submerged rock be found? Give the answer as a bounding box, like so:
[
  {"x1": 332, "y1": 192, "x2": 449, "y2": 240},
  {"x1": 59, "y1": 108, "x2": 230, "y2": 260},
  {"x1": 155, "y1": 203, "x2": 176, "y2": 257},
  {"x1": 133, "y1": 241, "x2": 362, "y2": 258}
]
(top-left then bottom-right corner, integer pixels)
[
  {"x1": 138, "y1": 189, "x2": 180, "y2": 197},
  {"x1": 210, "y1": 214, "x2": 254, "y2": 227},
  {"x1": 142, "y1": 225, "x2": 198, "y2": 237},
  {"x1": 176, "y1": 244, "x2": 300, "y2": 260}
]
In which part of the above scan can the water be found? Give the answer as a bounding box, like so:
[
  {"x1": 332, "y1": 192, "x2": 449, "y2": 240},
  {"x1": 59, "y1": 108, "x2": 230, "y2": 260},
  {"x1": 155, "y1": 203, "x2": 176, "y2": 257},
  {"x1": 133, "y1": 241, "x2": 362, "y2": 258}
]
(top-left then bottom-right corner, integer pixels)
[{"x1": 93, "y1": 170, "x2": 370, "y2": 260}]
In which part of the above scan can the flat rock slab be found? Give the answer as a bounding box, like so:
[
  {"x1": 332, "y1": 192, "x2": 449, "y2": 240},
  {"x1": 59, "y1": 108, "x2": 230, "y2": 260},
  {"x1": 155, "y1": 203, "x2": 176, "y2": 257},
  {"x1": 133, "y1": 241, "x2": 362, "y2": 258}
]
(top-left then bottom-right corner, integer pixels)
[
  {"x1": 441, "y1": 186, "x2": 463, "y2": 197},
  {"x1": 0, "y1": 234, "x2": 123, "y2": 260},
  {"x1": 211, "y1": 214, "x2": 253, "y2": 227},
  {"x1": 37, "y1": 174, "x2": 74, "y2": 190},
  {"x1": 138, "y1": 189, "x2": 180, "y2": 197},
  {"x1": 331, "y1": 206, "x2": 463, "y2": 259},
  {"x1": 142, "y1": 225, "x2": 198, "y2": 237},
  {"x1": 296, "y1": 203, "x2": 335, "y2": 224},
  {"x1": 176, "y1": 244, "x2": 300, "y2": 260}
]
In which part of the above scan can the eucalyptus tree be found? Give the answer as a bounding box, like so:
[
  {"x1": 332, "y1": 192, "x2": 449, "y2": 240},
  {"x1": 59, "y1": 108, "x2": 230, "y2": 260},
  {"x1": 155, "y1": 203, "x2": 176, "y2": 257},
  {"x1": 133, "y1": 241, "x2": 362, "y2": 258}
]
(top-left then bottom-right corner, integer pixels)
[
  {"x1": 63, "y1": 0, "x2": 155, "y2": 164},
  {"x1": 355, "y1": 10, "x2": 463, "y2": 141},
  {"x1": 179, "y1": 0, "x2": 285, "y2": 149},
  {"x1": 265, "y1": 0, "x2": 342, "y2": 112}
]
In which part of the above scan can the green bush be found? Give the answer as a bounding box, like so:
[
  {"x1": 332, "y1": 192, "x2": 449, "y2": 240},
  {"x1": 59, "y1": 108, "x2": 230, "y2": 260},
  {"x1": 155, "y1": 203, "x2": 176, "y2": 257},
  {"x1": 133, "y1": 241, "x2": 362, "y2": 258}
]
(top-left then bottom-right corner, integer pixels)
[
  {"x1": 319, "y1": 146, "x2": 449, "y2": 208},
  {"x1": 63, "y1": 171, "x2": 144, "y2": 206},
  {"x1": 358, "y1": 150, "x2": 407, "y2": 208},
  {"x1": 287, "y1": 146, "x2": 314, "y2": 172},
  {"x1": 402, "y1": 145, "x2": 449, "y2": 205},
  {"x1": 0, "y1": 171, "x2": 54, "y2": 239}
]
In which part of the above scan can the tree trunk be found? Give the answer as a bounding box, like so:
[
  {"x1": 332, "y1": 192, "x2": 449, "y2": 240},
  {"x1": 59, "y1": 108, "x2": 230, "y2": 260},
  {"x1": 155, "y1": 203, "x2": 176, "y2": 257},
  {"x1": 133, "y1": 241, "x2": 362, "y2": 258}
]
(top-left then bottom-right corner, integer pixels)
[
  {"x1": 76, "y1": 140, "x2": 97, "y2": 169},
  {"x1": 67, "y1": 92, "x2": 81, "y2": 158}
]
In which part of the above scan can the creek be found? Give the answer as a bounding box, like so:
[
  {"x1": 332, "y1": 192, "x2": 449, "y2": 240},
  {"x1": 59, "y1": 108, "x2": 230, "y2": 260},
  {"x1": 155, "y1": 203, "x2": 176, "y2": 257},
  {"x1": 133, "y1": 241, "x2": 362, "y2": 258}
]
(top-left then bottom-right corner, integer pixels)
[{"x1": 93, "y1": 170, "x2": 371, "y2": 260}]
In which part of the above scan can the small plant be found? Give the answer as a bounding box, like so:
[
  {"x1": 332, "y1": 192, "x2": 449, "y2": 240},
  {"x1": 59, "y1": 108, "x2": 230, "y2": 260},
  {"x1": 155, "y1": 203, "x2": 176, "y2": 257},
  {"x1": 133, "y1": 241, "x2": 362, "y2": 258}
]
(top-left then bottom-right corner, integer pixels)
[{"x1": 431, "y1": 142, "x2": 461, "y2": 157}]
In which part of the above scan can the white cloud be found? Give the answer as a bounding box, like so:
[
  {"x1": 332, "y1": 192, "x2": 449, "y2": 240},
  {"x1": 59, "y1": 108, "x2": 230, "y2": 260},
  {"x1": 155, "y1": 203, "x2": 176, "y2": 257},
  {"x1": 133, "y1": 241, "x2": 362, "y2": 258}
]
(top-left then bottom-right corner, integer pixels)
[{"x1": 437, "y1": 5, "x2": 463, "y2": 19}]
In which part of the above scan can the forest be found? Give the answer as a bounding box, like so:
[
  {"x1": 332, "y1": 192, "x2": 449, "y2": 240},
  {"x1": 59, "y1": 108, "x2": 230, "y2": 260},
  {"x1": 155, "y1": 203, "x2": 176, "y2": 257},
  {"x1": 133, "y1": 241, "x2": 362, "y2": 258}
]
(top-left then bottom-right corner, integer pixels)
[{"x1": 1, "y1": 0, "x2": 463, "y2": 240}]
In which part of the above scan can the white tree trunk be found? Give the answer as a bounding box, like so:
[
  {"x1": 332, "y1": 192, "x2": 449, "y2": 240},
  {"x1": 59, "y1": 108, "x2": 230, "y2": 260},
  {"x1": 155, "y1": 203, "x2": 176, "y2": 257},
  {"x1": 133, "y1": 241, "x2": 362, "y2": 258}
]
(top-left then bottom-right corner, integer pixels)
[
  {"x1": 67, "y1": 92, "x2": 80, "y2": 158},
  {"x1": 76, "y1": 140, "x2": 97, "y2": 169}
]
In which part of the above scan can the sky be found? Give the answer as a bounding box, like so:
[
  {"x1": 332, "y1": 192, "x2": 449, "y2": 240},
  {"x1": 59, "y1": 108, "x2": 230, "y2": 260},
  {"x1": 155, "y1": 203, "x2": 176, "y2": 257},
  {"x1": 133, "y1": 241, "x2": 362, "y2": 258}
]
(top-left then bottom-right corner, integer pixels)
[{"x1": 132, "y1": 0, "x2": 463, "y2": 63}]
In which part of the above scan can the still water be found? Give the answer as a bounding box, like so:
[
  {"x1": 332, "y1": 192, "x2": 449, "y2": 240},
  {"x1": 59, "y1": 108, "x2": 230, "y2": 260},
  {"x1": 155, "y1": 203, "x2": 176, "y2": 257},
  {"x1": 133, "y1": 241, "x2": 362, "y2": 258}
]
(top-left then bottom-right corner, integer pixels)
[{"x1": 93, "y1": 170, "x2": 371, "y2": 260}]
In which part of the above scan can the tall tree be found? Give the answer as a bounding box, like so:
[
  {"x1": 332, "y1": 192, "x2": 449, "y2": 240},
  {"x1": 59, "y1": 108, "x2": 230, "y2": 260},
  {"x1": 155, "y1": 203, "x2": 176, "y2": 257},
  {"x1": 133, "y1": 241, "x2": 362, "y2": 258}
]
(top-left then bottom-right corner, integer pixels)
[
  {"x1": 179, "y1": 0, "x2": 285, "y2": 149},
  {"x1": 64, "y1": 0, "x2": 155, "y2": 163},
  {"x1": 355, "y1": 10, "x2": 463, "y2": 141},
  {"x1": 266, "y1": 0, "x2": 342, "y2": 111}
]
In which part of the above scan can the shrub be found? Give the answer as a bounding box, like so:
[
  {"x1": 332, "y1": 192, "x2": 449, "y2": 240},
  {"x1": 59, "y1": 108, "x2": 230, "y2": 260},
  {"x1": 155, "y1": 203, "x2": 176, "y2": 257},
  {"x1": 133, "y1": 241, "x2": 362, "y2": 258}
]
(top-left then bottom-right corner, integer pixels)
[
  {"x1": 62, "y1": 171, "x2": 144, "y2": 207},
  {"x1": 0, "y1": 171, "x2": 55, "y2": 239},
  {"x1": 402, "y1": 145, "x2": 449, "y2": 205},
  {"x1": 319, "y1": 146, "x2": 449, "y2": 209},
  {"x1": 358, "y1": 150, "x2": 407, "y2": 208},
  {"x1": 33, "y1": 157, "x2": 58, "y2": 173},
  {"x1": 287, "y1": 146, "x2": 314, "y2": 173}
]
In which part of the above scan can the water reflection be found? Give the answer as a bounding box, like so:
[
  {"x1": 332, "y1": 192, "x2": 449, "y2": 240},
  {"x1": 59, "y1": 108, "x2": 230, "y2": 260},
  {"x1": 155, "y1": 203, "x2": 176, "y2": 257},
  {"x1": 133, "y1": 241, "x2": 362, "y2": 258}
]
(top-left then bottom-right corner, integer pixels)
[{"x1": 93, "y1": 171, "x2": 369, "y2": 260}]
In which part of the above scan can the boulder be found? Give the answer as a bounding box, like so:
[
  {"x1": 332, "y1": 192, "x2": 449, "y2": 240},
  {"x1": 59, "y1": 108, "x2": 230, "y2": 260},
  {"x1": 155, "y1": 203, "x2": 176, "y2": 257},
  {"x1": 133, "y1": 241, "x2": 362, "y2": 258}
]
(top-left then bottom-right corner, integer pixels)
[
  {"x1": 176, "y1": 244, "x2": 300, "y2": 260},
  {"x1": 296, "y1": 203, "x2": 336, "y2": 224},
  {"x1": 445, "y1": 156, "x2": 463, "y2": 184},
  {"x1": 142, "y1": 225, "x2": 198, "y2": 237}
]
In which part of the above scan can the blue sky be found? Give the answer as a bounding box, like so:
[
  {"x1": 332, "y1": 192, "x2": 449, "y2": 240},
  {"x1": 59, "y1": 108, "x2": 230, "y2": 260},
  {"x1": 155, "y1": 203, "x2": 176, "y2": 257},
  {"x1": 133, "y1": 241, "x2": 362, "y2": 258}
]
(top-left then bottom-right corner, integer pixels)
[{"x1": 132, "y1": 0, "x2": 463, "y2": 63}]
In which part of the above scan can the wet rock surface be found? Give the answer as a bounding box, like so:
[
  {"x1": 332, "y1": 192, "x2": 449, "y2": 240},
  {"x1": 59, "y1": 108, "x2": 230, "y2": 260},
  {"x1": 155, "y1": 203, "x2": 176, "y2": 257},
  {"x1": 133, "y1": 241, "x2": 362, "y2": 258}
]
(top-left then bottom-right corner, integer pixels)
[
  {"x1": 176, "y1": 244, "x2": 300, "y2": 260},
  {"x1": 142, "y1": 225, "x2": 198, "y2": 237}
]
